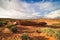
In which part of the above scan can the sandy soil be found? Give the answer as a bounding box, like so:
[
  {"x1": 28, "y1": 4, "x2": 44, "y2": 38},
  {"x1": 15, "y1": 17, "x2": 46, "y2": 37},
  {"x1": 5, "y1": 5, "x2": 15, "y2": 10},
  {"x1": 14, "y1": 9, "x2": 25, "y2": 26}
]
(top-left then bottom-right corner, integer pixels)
[{"x1": 0, "y1": 19, "x2": 60, "y2": 40}]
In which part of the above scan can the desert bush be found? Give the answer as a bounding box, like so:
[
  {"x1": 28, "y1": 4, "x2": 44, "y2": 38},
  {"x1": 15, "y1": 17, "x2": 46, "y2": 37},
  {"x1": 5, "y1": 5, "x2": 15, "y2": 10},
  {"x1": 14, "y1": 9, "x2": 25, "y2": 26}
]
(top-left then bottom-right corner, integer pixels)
[
  {"x1": 41, "y1": 27, "x2": 60, "y2": 40},
  {"x1": 6, "y1": 24, "x2": 17, "y2": 33},
  {"x1": 21, "y1": 33, "x2": 29, "y2": 40},
  {"x1": 0, "y1": 22, "x2": 7, "y2": 27},
  {"x1": 10, "y1": 26, "x2": 17, "y2": 33}
]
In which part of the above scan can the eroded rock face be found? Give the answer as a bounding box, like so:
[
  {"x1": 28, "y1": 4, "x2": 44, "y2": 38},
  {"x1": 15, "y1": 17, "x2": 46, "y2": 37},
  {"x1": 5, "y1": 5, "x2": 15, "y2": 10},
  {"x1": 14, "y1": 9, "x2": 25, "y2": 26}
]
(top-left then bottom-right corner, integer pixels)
[{"x1": 2, "y1": 28, "x2": 12, "y2": 33}]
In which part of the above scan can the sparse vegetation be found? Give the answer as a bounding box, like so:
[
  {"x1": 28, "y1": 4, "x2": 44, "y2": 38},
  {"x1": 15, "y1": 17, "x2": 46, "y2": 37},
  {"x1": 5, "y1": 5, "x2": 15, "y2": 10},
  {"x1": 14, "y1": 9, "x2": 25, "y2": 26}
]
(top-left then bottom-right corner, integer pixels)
[
  {"x1": 52, "y1": 23, "x2": 60, "y2": 26},
  {"x1": 10, "y1": 26, "x2": 17, "y2": 33},
  {"x1": 0, "y1": 21, "x2": 7, "y2": 27},
  {"x1": 41, "y1": 27, "x2": 60, "y2": 40},
  {"x1": 0, "y1": 19, "x2": 60, "y2": 40},
  {"x1": 6, "y1": 24, "x2": 17, "y2": 33},
  {"x1": 21, "y1": 33, "x2": 29, "y2": 40},
  {"x1": 6, "y1": 25, "x2": 16, "y2": 29}
]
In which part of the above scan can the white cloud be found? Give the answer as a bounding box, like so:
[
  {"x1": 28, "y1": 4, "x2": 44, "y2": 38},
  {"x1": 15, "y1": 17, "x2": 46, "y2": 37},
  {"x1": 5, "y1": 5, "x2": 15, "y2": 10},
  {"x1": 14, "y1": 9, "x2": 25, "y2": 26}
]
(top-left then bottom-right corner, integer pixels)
[
  {"x1": 0, "y1": 0, "x2": 41, "y2": 19},
  {"x1": 34, "y1": 2, "x2": 54, "y2": 10},
  {"x1": 0, "y1": 7, "x2": 12, "y2": 18},
  {"x1": 0, "y1": 0, "x2": 60, "y2": 19},
  {"x1": 0, "y1": 7, "x2": 41, "y2": 19},
  {"x1": 32, "y1": 13, "x2": 41, "y2": 16},
  {"x1": 45, "y1": 10, "x2": 60, "y2": 18}
]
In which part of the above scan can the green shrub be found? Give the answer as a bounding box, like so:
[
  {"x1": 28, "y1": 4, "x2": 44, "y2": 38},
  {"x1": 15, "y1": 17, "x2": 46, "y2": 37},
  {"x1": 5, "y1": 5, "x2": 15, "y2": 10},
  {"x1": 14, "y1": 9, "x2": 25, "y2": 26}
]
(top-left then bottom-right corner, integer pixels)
[
  {"x1": 6, "y1": 24, "x2": 17, "y2": 33},
  {"x1": 41, "y1": 27, "x2": 60, "y2": 40},
  {"x1": 10, "y1": 26, "x2": 17, "y2": 33},
  {"x1": 0, "y1": 22, "x2": 6, "y2": 27},
  {"x1": 21, "y1": 33, "x2": 29, "y2": 40}
]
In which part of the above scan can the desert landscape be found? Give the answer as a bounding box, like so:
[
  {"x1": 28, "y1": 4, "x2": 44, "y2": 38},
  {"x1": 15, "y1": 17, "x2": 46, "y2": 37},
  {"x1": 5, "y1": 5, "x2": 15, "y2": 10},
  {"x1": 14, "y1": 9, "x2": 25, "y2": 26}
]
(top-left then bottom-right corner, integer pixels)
[
  {"x1": 0, "y1": 18, "x2": 60, "y2": 40},
  {"x1": 0, "y1": 0, "x2": 60, "y2": 40}
]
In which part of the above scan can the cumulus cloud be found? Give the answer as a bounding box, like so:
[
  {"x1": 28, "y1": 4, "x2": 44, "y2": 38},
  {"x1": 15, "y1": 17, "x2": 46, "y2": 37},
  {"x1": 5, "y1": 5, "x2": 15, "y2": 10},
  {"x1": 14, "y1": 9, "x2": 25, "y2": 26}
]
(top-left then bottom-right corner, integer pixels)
[
  {"x1": 0, "y1": 0, "x2": 41, "y2": 19},
  {"x1": 0, "y1": 0, "x2": 60, "y2": 19},
  {"x1": 0, "y1": 7, "x2": 41, "y2": 19},
  {"x1": 45, "y1": 10, "x2": 60, "y2": 18}
]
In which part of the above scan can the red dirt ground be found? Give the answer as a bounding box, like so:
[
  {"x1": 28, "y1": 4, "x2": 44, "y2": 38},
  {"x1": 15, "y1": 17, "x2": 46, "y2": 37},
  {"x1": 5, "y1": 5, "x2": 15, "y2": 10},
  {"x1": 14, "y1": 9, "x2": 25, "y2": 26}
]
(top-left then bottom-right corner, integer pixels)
[{"x1": 0, "y1": 19, "x2": 60, "y2": 40}]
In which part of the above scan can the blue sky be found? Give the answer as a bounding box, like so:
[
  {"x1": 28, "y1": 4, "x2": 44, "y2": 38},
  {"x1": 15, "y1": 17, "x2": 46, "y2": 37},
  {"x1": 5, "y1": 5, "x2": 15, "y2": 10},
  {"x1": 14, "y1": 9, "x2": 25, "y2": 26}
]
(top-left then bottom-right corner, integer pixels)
[
  {"x1": 20, "y1": 0, "x2": 60, "y2": 18},
  {"x1": 21, "y1": 0, "x2": 60, "y2": 3},
  {"x1": 0, "y1": 0, "x2": 60, "y2": 19}
]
